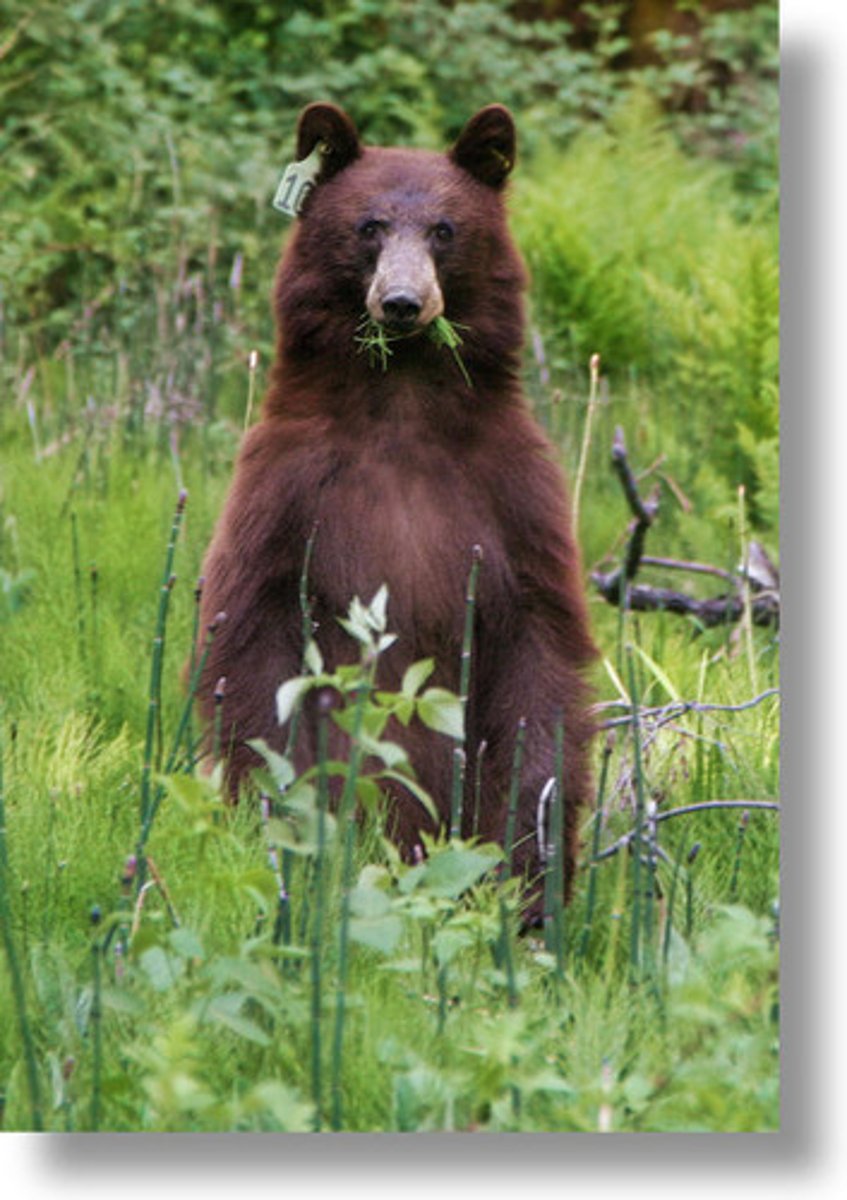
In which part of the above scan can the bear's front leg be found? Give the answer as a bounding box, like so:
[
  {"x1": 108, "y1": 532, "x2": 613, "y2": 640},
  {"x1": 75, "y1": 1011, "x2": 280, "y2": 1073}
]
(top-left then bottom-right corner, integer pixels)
[{"x1": 470, "y1": 620, "x2": 594, "y2": 923}]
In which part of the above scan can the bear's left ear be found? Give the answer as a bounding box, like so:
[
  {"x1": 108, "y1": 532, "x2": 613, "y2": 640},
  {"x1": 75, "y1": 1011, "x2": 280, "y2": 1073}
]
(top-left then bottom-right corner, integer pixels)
[
  {"x1": 296, "y1": 102, "x2": 362, "y2": 183},
  {"x1": 450, "y1": 105, "x2": 516, "y2": 189}
]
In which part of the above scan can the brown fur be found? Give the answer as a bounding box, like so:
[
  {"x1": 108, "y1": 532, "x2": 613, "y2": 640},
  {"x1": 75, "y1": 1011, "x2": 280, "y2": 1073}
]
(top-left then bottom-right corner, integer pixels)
[{"x1": 196, "y1": 105, "x2": 597, "y2": 920}]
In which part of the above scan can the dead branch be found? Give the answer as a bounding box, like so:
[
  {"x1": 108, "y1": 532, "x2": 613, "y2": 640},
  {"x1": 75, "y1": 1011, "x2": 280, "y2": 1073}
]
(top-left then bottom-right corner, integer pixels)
[
  {"x1": 592, "y1": 799, "x2": 780, "y2": 863},
  {"x1": 595, "y1": 687, "x2": 780, "y2": 730},
  {"x1": 591, "y1": 427, "x2": 780, "y2": 629}
]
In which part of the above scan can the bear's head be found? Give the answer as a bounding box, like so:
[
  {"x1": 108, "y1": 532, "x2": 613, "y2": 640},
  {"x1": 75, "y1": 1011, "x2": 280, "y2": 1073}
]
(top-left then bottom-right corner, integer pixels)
[{"x1": 280, "y1": 104, "x2": 522, "y2": 350}]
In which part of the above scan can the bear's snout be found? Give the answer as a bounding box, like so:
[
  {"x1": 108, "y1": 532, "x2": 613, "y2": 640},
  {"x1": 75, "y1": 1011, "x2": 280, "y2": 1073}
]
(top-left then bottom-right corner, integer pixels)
[{"x1": 366, "y1": 233, "x2": 444, "y2": 331}]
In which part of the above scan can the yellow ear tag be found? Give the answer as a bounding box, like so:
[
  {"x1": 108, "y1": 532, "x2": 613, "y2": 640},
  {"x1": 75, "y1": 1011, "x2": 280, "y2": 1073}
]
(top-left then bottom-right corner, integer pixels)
[{"x1": 272, "y1": 140, "x2": 329, "y2": 217}]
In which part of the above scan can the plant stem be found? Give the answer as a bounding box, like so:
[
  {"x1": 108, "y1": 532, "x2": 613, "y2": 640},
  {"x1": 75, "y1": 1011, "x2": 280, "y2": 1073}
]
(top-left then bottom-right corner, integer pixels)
[
  {"x1": 330, "y1": 676, "x2": 369, "y2": 1131},
  {"x1": 503, "y1": 718, "x2": 526, "y2": 880},
  {"x1": 310, "y1": 708, "x2": 330, "y2": 1130},
  {"x1": 626, "y1": 647, "x2": 646, "y2": 981},
  {"x1": 139, "y1": 491, "x2": 187, "y2": 836},
  {"x1": 451, "y1": 545, "x2": 481, "y2": 838},
  {"x1": 0, "y1": 722, "x2": 44, "y2": 1130},
  {"x1": 578, "y1": 732, "x2": 613, "y2": 963}
]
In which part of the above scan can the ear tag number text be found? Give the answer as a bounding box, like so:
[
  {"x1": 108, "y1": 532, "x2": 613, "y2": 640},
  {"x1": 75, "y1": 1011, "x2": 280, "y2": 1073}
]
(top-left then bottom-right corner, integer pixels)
[{"x1": 272, "y1": 141, "x2": 328, "y2": 217}]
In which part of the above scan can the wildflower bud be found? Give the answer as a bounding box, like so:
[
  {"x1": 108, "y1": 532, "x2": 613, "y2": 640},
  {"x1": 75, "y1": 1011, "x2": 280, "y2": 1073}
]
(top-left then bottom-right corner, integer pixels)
[
  {"x1": 177, "y1": 489, "x2": 188, "y2": 510},
  {"x1": 590, "y1": 352, "x2": 601, "y2": 380},
  {"x1": 687, "y1": 841, "x2": 701, "y2": 865},
  {"x1": 214, "y1": 677, "x2": 227, "y2": 702},
  {"x1": 249, "y1": 349, "x2": 259, "y2": 372},
  {"x1": 90, "y1": 905, "x2": 102, "y2": 926}
]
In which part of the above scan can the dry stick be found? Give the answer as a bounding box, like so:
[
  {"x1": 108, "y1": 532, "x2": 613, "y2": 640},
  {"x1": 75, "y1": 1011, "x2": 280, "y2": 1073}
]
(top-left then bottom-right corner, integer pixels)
[
  {"x1": 450, "y1": 545, "x2": 482, "y2": 839},
  {"x1": 592, "y1": 430, "x2": 779, "y2": 629},
  {"x1": 572, "y1": 353, "x2": 601, "y2": 536},
  {"x1": 737, "y1": 485, "x2": 760, "y2": 693},
  {"x1": 596, "y1": 688, "x2": 779, "y2": 725},
  {"x1": 593, "y1": 799, "x2": 779, "y2": 863}
]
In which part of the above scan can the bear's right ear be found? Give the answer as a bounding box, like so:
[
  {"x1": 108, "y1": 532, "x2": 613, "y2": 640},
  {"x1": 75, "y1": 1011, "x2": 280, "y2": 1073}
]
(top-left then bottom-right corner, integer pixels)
[{"x1": 296, "y1": 103, "x2": 362, "y2": 183}]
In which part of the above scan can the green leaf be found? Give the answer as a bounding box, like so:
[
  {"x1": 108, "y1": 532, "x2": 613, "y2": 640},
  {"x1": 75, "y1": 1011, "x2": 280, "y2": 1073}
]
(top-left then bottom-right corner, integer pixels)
[
  {"x1": 275, "y1": 676, "x2": 311, "y2": 725},
  {"x1": 349, "y1": 914, "x2": 403, "y2": 955},
  {"x1": 304, "y1": 638, "x2": 324, "y2": 675},
  {"x1": 247, "y1": 739, "x2": 295, "y2": 790},
  {"x1": 139, "y1": 945, "x2": 184, "y2": 992},
  {"x1": 380, "y1": 769, "x2": 439, "y2": 823},
  {"x1": 401, "y1": 658, "x2": 435, "y2": 698},
  {"x1": 206, "y1": 994, "x2": 271, "y2": 1046},
  {"x1": 422, "y1": 843, "x2": 502, "y2": 899},
  {"x1": 244, "y1": 1081, "x2": 314, "y2": 1131},
  {"x1": 417, "y1": 687, "x2": 464, "y2": 739}
]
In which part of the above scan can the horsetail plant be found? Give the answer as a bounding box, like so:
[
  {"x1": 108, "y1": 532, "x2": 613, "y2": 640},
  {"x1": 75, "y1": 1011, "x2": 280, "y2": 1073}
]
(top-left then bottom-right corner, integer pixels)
[
  {"x1": 70, "y1": 511, "x2": 87, "y2": 672},
  {"x1": 450, "y1": 545, "x2": 482, "y2": 838},
  {"x1": 729, "y1": 810, "x2": 751, "y2": 901},
  {"x1": 310, "y1": 705, "x2": 331, "y2": 1130},
  {"x1": 139, "y1": 490, "x2": 187, "y2": 840},
  {"x1": 663, "y1": 834, "x2": 689, "y2": 967},
  {"x1": 330, "y1": 673, "x2": 370, "y2": 1132},
  {"x1": 541, "y1": 710, "x2": 566, "y2": 980},
  {"x1": 626, "y1": 646, "x2": 648, "y2": 981},
  {"x1": 89, "y1": 905, "x2": 104, "y2": 1131},
  {"x1": 577, "y1": 731, "x2": 614, "y2": 964},
  {"x1": 495, "y1": 718, "x2": 525, "y2": 1005},
  {"x1": 0, "y1": 721, "x2": 44, "y2": 1131}
]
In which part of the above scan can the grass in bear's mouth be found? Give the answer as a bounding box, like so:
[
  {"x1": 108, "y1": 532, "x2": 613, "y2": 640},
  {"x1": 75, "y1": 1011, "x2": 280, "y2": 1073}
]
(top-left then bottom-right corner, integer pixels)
[{"x1": 355, "y1": 313, "x2": 472, "y2": 387}]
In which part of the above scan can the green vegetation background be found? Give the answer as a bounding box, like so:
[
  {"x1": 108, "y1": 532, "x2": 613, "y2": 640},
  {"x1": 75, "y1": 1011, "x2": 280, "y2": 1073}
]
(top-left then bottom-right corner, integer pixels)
[{"x1": 0, "y1": 0, "x2": 779, "y2": 1132}]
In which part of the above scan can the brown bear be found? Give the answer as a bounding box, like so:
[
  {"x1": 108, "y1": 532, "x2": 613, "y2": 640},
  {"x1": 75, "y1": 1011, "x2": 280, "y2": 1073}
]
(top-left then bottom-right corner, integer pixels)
[{"x1": 196, "y1": 103, "x2": 597, "y2": 918}]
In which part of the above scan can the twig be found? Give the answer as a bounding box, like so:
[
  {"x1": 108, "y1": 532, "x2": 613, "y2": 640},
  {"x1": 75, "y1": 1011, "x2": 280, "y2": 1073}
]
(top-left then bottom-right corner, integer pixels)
[
  {"x1": 592, "y1": 429, "x2": 780, "y2": 628},
  {"x1": 593, "y1": 799, "x2": 779, "y2": 863},
  {"x1": 595, "y1": 687, "x2": 780, "y2": 729}
]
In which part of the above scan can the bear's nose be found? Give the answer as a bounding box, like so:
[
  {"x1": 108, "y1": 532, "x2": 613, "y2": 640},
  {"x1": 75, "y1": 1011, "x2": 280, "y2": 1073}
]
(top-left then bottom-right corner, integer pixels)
[{"x1": 381, "y1": 293, "x2": 422, "y2": 330}]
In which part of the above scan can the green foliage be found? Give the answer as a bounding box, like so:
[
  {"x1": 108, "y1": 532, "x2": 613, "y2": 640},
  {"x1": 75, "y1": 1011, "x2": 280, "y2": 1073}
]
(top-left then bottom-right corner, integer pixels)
[
  {"x1": 516, "y1": 95, "x2": 778, "y2": 525},
  {"x1": 0, "y1": 0, "x2": 778, "y2": 1134}
]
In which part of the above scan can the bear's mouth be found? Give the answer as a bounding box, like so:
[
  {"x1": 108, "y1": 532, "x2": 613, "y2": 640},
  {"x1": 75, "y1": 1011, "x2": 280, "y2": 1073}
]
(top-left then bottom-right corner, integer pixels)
[{"x1": 355, "y1": 313, "x2": 472, "y2": 386}]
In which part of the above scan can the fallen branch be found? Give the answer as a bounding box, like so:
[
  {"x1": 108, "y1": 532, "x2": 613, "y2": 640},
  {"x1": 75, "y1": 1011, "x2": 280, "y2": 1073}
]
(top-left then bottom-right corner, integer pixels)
[
  {"x1": 591, "y1": 427, "x2": 780, "y2": 628},
  {"x1": 592, "y1": 799, "x2": 780, "y2": 863},
  {"x1": 595, "y1": 687, "x2": 780, "y2": 730}
]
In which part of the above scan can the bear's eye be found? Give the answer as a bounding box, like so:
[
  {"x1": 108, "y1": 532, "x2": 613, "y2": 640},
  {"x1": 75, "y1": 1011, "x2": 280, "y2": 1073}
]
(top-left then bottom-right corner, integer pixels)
[
  {"x1": 357, "y1": 219, "x2": 384, "y2": 241},
  {"x1": 432, "y1": 221, "x2": 455, "y2": 244}
]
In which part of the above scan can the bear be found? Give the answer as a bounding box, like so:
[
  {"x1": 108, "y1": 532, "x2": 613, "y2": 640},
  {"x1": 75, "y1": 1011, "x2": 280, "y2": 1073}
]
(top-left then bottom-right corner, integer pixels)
[{"x1": 196, "y1": 103, "x2": 597, "y2": 920}]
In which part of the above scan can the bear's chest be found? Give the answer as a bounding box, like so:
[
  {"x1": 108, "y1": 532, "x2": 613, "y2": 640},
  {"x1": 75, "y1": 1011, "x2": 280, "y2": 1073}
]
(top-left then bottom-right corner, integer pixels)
[{"x1": 307, "y1": 436, "x2": 510, "y2": 641}]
